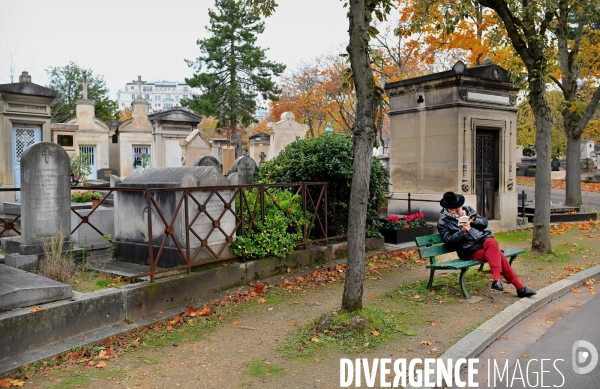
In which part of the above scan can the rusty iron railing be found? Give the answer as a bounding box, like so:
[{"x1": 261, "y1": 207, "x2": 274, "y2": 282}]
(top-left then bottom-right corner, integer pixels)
[
  {"x1": 140, "y1": 182, "x2": 331, "y2": 281},
  {"x1": 1, "y1": 183, "x2": 334, "y2": 282}
]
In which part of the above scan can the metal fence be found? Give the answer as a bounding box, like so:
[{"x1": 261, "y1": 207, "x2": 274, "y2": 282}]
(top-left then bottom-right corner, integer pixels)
[{"x1": 1, "y1": 182, "x2": 332, "y2": 282}]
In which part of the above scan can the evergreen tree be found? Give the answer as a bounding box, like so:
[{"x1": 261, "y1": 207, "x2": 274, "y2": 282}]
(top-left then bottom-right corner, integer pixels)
[
  {"x1": 46, "y1": 61, "x2": 118, "y2": 123},
  {"x1": 184, "y1": 0, "x2": 285, "y2": 151}
]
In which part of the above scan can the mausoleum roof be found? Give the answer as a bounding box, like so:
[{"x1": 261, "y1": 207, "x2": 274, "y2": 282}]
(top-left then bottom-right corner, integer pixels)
[
  {"x1": 0, "y1": 81, "x2": 58, "y2": 98},
  {"x1": 384, "y1": 61, "x2": 512, "y2": 90}
]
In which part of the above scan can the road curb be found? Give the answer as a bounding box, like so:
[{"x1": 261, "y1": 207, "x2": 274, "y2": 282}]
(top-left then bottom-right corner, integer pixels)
[{"x1": 406, "y1": 264, "x2": 600, "y2": 388}]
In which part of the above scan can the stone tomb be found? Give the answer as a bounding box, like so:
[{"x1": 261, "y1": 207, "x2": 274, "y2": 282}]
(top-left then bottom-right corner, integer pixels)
[
  {"x1": 112, "y1": 166, "x2": 233, "y2": 267},
  {"x1": 20, "y1": 142, "x2": 71, "y2": 254},
  {"x1": 0, "y1": 264, "x2": 71, "y2": 311}
]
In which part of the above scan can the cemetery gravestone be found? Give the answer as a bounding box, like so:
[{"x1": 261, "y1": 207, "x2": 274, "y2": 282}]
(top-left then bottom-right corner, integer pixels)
[
  {"x1": 20, "y1": 142, "x2": 71, "y2": 254},
  {"x1": 237, "y1": 155, "x2": 258, "y2": 185},
  {"x1": 193, "y1": 156, "x2": 221, "y2": 171},
  {"x1": 551, "y1": 157, "x2": 561, "y2": 172},
  {"x1": 97, "y1": 168, "x2": 119, "y2": 182}
]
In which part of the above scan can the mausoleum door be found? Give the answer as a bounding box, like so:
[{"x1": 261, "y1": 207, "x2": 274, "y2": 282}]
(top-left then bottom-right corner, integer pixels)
[
  {"x1": 475, "y1": 129, "x2": 499, "y2": 219},
  {"x1": 79, "y1": 145, "x2": 97, "y2": 180},
  {"x1": 13, "y1": 125, "x2": 41, "y2": 199}
]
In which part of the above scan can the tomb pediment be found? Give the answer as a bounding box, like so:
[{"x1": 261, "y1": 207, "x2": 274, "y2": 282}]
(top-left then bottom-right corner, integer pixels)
[{"x1": 148, "y1": 107, "x2": 202, "y2": 125}]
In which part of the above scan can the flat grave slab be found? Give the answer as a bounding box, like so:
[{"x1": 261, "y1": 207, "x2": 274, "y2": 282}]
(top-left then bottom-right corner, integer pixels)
[{"x1": 0, "y1": 264, "x2": 72, "y2": 311}]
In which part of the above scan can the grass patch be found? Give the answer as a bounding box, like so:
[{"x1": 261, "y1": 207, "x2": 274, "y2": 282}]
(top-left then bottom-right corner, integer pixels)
[
  {"x1": 386, "y1": 270, "x2": 491, "y2": 303},
  {"x1": 69, "y1": 270, "x2": 127, "y2": 293},
  {"x1": 49, "y1": 368, "x2": 125, "y2": 389},
  {"x1": 241, "y1": 359, "x2": 286, "y2": 379},
  {"x1": 277, "y1": 306, "x2": 404, "y2": 359}
]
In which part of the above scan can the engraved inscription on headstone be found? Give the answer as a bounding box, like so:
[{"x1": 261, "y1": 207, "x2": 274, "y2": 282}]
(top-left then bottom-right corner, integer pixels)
[{"x1": 20, "y1": 142, "x2": 71, "y2": 253}]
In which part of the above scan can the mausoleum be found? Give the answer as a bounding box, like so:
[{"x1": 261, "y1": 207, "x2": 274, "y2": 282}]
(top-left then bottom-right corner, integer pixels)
[{"x1": 384, "y1": 60, "x2": 520, "y2": 228}]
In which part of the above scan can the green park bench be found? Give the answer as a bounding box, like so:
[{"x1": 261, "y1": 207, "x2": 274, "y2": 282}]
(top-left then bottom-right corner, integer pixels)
[{"x1": 414, "y1": 233, "x2": 525, "y2": 299}]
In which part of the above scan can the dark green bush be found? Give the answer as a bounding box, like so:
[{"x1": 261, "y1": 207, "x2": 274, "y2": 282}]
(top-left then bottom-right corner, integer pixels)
[
  {"x1": 256, "y1": 133, "x2": 389, "y2": 237},
  {"x1": 229, "y1": 189, "x2": 309, "y2": 259}
]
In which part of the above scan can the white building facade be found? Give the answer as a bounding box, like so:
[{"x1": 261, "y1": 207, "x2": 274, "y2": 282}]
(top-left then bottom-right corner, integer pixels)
[{"x1": 117, "y1": 81, "x2": 192, "y2": 113}]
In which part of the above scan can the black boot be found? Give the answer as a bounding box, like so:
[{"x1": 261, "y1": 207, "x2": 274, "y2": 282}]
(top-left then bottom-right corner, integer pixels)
[
  {"x1": 517, "y1": 286, "x2": 537, "y2": 298},
  {"x1": 491, "y1": 280, "x2": 504, "y2": 291}
]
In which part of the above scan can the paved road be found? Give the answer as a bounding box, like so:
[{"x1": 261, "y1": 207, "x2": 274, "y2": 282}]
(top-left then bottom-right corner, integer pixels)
[
  {"x1": 463, "y1": 290, "x2": 600, "y2": 388},
  {"x1": 517, "y1": 184, "x2": 600, "y2": 212}
]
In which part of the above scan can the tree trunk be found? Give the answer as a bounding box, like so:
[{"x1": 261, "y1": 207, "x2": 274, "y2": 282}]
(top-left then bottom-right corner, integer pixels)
[
  {"x1": 529, "y1": 79, "x2": 553, "y2": 254},
  {"x1": 341, "y1": 0, "x2": 382, "y2": 312},
  {"x1": 565, "y1": 134, "x2": 582, "y2": 207}
]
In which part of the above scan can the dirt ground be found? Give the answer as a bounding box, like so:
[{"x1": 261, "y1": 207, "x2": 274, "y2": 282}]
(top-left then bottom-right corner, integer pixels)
[{"x1": 8, "y1": 223, "x2": 600, "y2": 389}]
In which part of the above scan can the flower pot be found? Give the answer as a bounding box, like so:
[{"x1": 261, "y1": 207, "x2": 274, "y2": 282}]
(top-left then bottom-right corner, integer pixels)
[
  {"x1": 254, "y1": 283, "x2": 265, "y2": 294},
  {"x1": 379, "y1": 225, "x2": 435, "y2": 244},
  {"x1": 92, "y1": 199, "x2": 101, "y2": 208}
]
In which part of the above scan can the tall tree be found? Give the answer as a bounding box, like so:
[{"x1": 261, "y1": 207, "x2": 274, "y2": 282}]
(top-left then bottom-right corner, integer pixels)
[
  {"x1": 46, "y1": 62, "x2": 118, "y2": 123},
  {"x1": 248, "y1": 0, "x2": 393, "y2": 311},
  {"x1": 550, "y1": 1, "x2": 600, "y2": 207},
  {"x1": 475, "y1": 0, "x2": 561, "y2": 254},
  {"x1": 184, "y1": 0, "x2": 285, "y2": 155}
]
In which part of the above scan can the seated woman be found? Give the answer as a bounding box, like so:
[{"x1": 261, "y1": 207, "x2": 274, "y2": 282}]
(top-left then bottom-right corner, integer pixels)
[{"x1": 437, "y1": 191, "x2": 536, "y2": 298}]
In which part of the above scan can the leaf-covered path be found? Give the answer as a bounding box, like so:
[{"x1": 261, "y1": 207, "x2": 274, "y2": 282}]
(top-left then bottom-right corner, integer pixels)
[{"x1": 6, "y1": 223, "x2": 600, "y2": 388}]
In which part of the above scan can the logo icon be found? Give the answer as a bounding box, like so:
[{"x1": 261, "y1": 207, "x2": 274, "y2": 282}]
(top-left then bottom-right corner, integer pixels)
[{"x1": 572, "y1": 340, "x2": 598, "y2": 375}]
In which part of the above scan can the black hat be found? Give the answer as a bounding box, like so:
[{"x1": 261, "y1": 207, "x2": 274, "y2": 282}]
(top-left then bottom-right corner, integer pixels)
[{"x1": 440, "y1": 191, "x2": 465, "y2": 208}]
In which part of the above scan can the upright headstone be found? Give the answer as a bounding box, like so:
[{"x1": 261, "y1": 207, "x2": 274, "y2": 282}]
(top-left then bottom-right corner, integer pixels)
[
  {"x1": 193, "y1": 156, "x2": 221, "y2": 172},
  {"x1": 97, "y1": 168, "x2": 119, "y2": 182},
  {"x1": 222, "y1": 146, "x2": 236, "y2": 174},
  {"x1": 20, "y1": 142, "x2": 71, "y2": 254},
  {"x1": 551, "y1": 157, "x2": 561, "y2": 172},
  {"x1": 235, "y1": 155, "x2": 258, "y2": 185}
]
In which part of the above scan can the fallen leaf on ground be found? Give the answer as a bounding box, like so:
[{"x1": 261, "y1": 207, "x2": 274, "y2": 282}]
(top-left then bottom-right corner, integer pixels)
[
  {"x1": 421, "y1": 340, "x2": 432, "y2": 346},
  {"x1": 523, "y1": 354, "x2": 530, "y2": 358},
  {"x1": 311, "y1": 338, "x2": 320, "y2": 343},
  {"x1": 371, "y1": 330, "x2": 379, "y2": 337},
  {"x1": 499, "y1": 351, "x2": 506, "y2": 355},
  {"x1": 571, "y1": 288, "x2": 582, "y2": 293},
  {"x1": 232, "y1": 321, "x2": 240, "y2": 326},
  {"x1": 0, "y1": 379, "x2": 11, "y2": 388},
  {"x1": 96, "y1": 361, "x2": 107, "y2": 368},
  {"x1": 258, "y1": 298, "x2": 266, "y2": 304},
  {"x1": 431, "y1": 322, "x2": 437, "y2": 327},
  {"x1": 29, "y1": 306, "x2": 42, "y2": 312}
]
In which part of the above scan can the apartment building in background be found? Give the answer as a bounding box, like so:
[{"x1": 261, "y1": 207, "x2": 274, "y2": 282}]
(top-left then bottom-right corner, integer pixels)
[{"x1": 117, "y1": 80, "x2": 193, "y2": 113}]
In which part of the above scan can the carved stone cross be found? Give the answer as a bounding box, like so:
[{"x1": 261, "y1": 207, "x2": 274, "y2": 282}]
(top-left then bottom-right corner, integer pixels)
[
  {"x1": 42, "y1": 148, "x2": 52, "y2": 163},
  {"x1": 259, "y1": 152, "x2": 266, "y2": 167},
  {"x1": 79, "y1": 75, "x2": 93, "y2": 100},
  {"x1": 231, "y1": 133, "x2": 247, "y2": 158},
  {"x1": 133, "y1": 75, "x2": 147, "y2": 99}
]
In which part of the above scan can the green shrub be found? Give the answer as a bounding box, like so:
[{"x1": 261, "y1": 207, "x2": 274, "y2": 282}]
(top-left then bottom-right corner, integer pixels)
[
  {"x1": 229, "y1": 189, "x2": 309, "y2": 259},
  {"x1": 256, "y1": 133, "x2": 389, "y2": 237}
]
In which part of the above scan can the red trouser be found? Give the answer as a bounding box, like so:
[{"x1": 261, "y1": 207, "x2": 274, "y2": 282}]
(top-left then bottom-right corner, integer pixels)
[{"x1": 470, "y1": 237, "x2": 524, "y2": 289}]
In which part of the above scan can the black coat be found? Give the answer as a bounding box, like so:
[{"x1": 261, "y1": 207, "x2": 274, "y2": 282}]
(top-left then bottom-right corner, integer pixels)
[{"x1": 437, "y1": 205, "x2": 491, "y2": 258}]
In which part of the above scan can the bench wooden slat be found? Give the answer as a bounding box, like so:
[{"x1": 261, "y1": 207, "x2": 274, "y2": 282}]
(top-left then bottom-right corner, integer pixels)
[
  {"x1": 418, "y1": 244, "x2": 451, "y2": 258},
  {"x1": 415, "y1": 234, "x2": 443, "y2": 247},
  {"x1": 426, "y1": 259, "x2": 481, "y2": 270}
]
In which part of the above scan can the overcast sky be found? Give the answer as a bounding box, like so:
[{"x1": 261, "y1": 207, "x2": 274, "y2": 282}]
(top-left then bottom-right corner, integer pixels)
[{"x1": 0, "y1": 0, "x2": 350, "y2": 100}]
